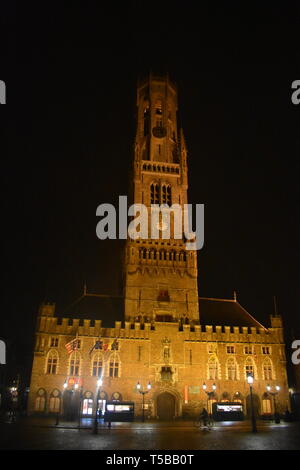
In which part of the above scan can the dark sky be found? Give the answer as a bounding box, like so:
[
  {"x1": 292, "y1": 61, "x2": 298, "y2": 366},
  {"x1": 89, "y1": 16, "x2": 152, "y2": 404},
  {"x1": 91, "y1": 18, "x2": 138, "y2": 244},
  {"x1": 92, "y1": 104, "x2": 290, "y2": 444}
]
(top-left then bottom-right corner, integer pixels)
[{"x1": 1, "y1": 3, "x2": 300, "y2": 384}]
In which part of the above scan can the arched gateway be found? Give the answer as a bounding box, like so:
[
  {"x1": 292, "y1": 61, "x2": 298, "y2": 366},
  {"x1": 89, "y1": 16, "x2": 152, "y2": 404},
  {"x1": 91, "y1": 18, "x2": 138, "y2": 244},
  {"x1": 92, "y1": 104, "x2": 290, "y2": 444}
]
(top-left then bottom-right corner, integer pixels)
[{"x1": 156, "y1": 392, "x2": 176, "y2": 420}]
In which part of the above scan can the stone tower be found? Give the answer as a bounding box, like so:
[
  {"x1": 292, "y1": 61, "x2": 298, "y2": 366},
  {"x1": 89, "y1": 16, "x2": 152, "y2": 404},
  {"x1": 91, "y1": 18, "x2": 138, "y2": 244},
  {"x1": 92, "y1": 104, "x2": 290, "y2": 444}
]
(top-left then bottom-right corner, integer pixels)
[{"x1": 123, "y1": 73, "x2": 199, "y2": 325}]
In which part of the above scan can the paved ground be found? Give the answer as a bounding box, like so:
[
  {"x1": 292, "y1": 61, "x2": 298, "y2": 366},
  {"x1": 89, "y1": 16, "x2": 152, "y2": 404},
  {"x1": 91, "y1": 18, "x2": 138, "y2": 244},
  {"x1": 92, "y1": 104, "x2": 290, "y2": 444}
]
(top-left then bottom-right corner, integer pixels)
[{"x1": 0, "y1": 416, "x2": 299, "y2": 450}]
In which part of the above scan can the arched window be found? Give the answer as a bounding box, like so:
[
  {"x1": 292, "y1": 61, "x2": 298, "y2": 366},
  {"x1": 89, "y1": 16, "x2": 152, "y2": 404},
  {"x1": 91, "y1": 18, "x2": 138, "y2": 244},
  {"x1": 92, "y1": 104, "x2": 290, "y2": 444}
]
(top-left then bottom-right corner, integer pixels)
[
  {"x1": 49, "y1": 389, "x2": 61, "y2": 412},
  {"x1": 227, "y1": 358, "x2": 237, "y2": 380},
  {"x1": 69, "y1": 352, "x2": 81, "y2": 376},
  {"x1": 245, "y1": 357, "x2": 255, "y2": 379},
  {"x1": 161, "y1": 185, "x2": 172, "y2": 205},
  {"x1": 155, "y1": 99, "x2": 162, "y2": 115},
  {"x1": 35, "y1": 389, "x2": 46, "y2": 411},
  {"x1": 92, "y1": 352, "x2": 103, "y2": 377},
  {"x1": 150, "y1": 183, "x2": 160, "y2": 205},
  {"x1": 109, "y1": 353, "x2": 120, "y2": 378},
  {"x1": 263, "y1": 358, "x2": 273, "y2": 380},
  {"x1": 208, "y1": 356, "x2": 219, "y2": 380},
  {"x1": 46, "y1": 350, "x2": 58, "y2": 374}
]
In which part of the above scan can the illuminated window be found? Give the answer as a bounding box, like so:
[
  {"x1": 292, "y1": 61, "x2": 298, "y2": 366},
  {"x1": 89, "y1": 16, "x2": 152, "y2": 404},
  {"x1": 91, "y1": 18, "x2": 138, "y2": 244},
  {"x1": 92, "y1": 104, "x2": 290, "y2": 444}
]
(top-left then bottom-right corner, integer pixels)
[
  {"x1": 49, "y1": 391, "x2": 60, "y2": 412},
  {"x1": 92, "y1": 352, "x2": 103, "y2": 377},
  {"x1": 263, "y1": 359, "x2": 273, "y2": 380},
  {"x1": 35, "y1": 389, "x2": 46, "y2": 411},
  {"x1": 227, "y1": 358, "x2": 237, "y2": 380},
  {"x1": 161, "y1": 366, "x2": 172, "y2": 381},
  {"x1": 69, "y1": 352, "x2": 81, "y2": 376},
  {"x1": 155, "y1": 100, "x2": 162, "y2": 115},
  {"x1": 150, "y1": 183, "x2": 160, "y2": 204},
  {"x1": 82, "y1": 399, "x2": 93, "y2": 415},
  {"x1": 262, "y1": 346, "x2": 270, "y2": 355},
  {"x1": 46, "y1": 350, "x2": 58, "y2": 374},
  {"x1": 109, "y1": 353, "x2": 120, "y2": 378},
  {"x1": 150, "y1": 183, "x2": 171, "y2": 205},
  {"x1": 208, "y1": 357, "x2": 219, "y2": 380},
  {"x1": 50, "y1": 337, "x2": 59, "y2": 348},
  {"x1": 245, "y1": 358, "x2": 255, "y2": 379}
]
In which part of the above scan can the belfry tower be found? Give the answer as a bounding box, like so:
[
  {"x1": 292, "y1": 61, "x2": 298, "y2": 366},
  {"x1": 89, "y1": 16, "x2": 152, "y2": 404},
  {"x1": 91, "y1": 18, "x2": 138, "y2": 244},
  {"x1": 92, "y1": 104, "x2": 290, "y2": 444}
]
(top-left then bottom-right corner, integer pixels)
[{"x1": 124, "y1": 73, "x2": 199, "y2": 325}]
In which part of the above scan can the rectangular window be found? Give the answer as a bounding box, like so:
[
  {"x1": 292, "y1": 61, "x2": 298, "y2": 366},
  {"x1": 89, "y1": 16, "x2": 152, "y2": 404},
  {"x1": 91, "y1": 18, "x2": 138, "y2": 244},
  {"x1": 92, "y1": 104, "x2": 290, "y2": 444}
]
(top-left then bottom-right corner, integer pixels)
[
  {"x1": 70, "y1": 360, "x2": 80, "y2": 376},
  {"x1": 226, "y1": 346, "x2": 235, "y2": 354},
  {"x1": 50, "y1": 337, "x2": 59, "y2": 347},
  {"x1": 92, "y1": 362, "x2": 103, "y2": 377},
  {"x1": 244, "y1": 346, "x2": 253, "y2": 354},
  {"x1": 109, "y1": 362, "x2": 119, "y2": 378},
  {"x1": 263, "y1": 366, "x2": 272, "y2": 380},
  {"x1": 228, "y1": 366, "x2": 236, "y2": 380},
  {"x1": 262, "y1": 346, "x2": 270, "y2": 355}
]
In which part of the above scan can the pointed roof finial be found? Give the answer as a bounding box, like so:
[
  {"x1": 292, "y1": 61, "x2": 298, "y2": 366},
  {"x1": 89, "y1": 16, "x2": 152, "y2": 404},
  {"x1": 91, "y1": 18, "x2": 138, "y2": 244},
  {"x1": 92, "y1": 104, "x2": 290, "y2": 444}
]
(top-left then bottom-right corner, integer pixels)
[{"x1": 233, "y1": 290, "x2": 237, "y2": 302}]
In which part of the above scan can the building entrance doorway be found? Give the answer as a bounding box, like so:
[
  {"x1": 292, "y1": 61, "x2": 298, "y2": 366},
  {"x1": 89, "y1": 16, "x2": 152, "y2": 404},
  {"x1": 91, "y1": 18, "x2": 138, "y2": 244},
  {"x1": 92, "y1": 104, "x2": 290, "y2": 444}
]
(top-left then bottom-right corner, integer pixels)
[{"x1": 157, "y1": 392, "x2": 175, "y2": 420}]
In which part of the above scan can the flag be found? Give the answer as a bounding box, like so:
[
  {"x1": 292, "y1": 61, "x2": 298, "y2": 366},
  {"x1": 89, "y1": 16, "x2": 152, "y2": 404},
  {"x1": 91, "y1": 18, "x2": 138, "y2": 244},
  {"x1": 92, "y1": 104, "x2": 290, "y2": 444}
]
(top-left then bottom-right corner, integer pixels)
[
  {"x1": 111, "y1": 339, "x2": 119, "y2": 351},
  {"x1": 65, "y1": 338, "x2": 80, "y2": 354},
  {"x1": 89, "y1": 339, "x2": 103, "y2": 356}
]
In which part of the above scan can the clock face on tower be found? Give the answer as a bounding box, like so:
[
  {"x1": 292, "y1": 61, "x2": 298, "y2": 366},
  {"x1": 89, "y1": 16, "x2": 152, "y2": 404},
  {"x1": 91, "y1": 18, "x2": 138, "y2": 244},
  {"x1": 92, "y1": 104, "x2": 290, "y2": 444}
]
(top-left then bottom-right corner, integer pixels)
[{"x1": 152, "y1": 126, "x2": 166, "y2": 138}]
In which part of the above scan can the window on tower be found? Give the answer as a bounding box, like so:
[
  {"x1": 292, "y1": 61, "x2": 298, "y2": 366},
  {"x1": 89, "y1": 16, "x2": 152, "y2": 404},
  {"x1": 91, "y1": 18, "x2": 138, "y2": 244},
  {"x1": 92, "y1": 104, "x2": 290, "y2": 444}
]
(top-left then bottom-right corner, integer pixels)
[
  {"x1": 155, "y1": 100, "x2": 162, "y2": 115},
  {"x1": 143, "y1": 106, "x2": 150, "y2": 136},
  {"x1": 150, "y1": 183, "x2": 160, "y2": 204},
  {"x1": 161, "y1": 184, "x2": 171, "y2": 205},
  {"x1": 157, "y1": 289, "x2": 170, "y2": 302}
]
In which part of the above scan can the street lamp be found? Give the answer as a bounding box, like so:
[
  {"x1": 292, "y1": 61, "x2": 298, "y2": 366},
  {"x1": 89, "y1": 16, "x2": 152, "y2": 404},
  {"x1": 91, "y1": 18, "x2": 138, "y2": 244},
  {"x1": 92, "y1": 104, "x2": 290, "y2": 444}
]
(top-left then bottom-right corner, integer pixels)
[
  {"x1": 247, "y1": 374, "x2": 257, "y2": 433},
  {"x1": 266, "y1": 385, "x2": 281, "y2": 424},
  {"x1": 56, "y1": 380, "x2": 67, "y2": 425},
  {"x1": 202, "y1": 383, "x2": 216, "y2": 416},
  {"x1": 136, "y1": 382, "x2": 151, "y2": 422},
  {"x1": 93, "y1": 377, "x2": 103, "y2": 434}
]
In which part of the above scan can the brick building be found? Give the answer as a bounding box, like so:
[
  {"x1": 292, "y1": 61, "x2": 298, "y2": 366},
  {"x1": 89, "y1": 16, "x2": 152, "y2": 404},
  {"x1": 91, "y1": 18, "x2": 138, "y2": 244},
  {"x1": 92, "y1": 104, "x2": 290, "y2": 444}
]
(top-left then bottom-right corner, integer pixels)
[{"x1": 28, "y1": 74, "x2": 290, "y2": 420}]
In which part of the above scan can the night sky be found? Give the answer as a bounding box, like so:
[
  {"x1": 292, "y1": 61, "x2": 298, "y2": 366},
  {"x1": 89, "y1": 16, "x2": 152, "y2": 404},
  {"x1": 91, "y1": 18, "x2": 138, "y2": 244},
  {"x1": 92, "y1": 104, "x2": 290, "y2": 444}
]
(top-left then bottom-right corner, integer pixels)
[{"x1": 1, "y1": 3, "x2": 299, "y2": 386}]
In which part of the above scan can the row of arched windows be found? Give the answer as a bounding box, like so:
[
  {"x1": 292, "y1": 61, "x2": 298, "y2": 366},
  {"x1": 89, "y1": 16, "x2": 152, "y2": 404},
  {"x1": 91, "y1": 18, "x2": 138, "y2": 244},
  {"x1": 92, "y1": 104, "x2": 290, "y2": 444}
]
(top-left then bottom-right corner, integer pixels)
[
  {"x1": 34, "y1": 388, "x2": 121, "y2": 415},
  {"x1": 139, "y1": 248, "x2": 187, "y2": 262},
  {"x1": 46, "y1": 351, "x2": 121, "y2": 378},
  {"x1": 142, "y1": 163, "x2": 180, "y2": 174},
  {"x1": 207, "y1": 356, "x2": 274, "y2": 381}
]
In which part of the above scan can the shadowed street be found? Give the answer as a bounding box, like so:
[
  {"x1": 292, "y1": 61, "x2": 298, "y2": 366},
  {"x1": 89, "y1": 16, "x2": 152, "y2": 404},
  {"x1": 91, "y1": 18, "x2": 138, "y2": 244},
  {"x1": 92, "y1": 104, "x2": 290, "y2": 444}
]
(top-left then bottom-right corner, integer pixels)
[{"x1": 0, "y1": 417, "x2": 299, "y2": 450}]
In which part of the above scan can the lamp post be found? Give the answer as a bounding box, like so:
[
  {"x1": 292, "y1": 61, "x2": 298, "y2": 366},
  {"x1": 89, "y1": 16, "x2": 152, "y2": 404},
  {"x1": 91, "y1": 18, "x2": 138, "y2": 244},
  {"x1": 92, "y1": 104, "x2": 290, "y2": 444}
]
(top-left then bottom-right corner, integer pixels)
[
  {"x1": 202, "y1": 382, "x2": 216, "y2": 417},
  {"x1": 56, "y1": 380, "x2": 67, "y2": 425},
  {"x1": 93, "y1": 377, "x2": 102, "y2": 434},
  {"x1": 247, "y1": 374, "x2": 257, "y2": 433},
  {"x1": 266, "y1": 385, "x2": 281, "y2": 424},
  {"x1": 136, "y1": 382, "x2": 151, "y2": 422}
]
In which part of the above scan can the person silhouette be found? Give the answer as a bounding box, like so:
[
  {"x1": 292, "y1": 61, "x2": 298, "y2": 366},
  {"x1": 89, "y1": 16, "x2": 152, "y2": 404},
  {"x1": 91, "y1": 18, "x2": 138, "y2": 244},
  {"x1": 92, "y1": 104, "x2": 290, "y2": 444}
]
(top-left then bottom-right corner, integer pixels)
[{"x1": 199, "y1": 408, "x2": 208, "y2": 427}]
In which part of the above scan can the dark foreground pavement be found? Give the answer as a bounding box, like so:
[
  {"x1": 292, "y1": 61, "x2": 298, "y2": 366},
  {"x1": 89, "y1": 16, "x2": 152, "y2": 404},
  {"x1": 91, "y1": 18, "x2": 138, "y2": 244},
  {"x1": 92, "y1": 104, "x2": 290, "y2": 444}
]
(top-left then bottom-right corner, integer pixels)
[{"x1": 0, "y1": 417, "x2": 300, "y2": 450}]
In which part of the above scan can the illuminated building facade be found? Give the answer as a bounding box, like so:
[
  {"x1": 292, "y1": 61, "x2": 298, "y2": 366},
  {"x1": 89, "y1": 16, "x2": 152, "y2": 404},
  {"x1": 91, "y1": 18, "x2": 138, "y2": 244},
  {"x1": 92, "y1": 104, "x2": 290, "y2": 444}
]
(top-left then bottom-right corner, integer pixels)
[{"x1": 28, "y1": 75, "x2": 290, "y2": 420}]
